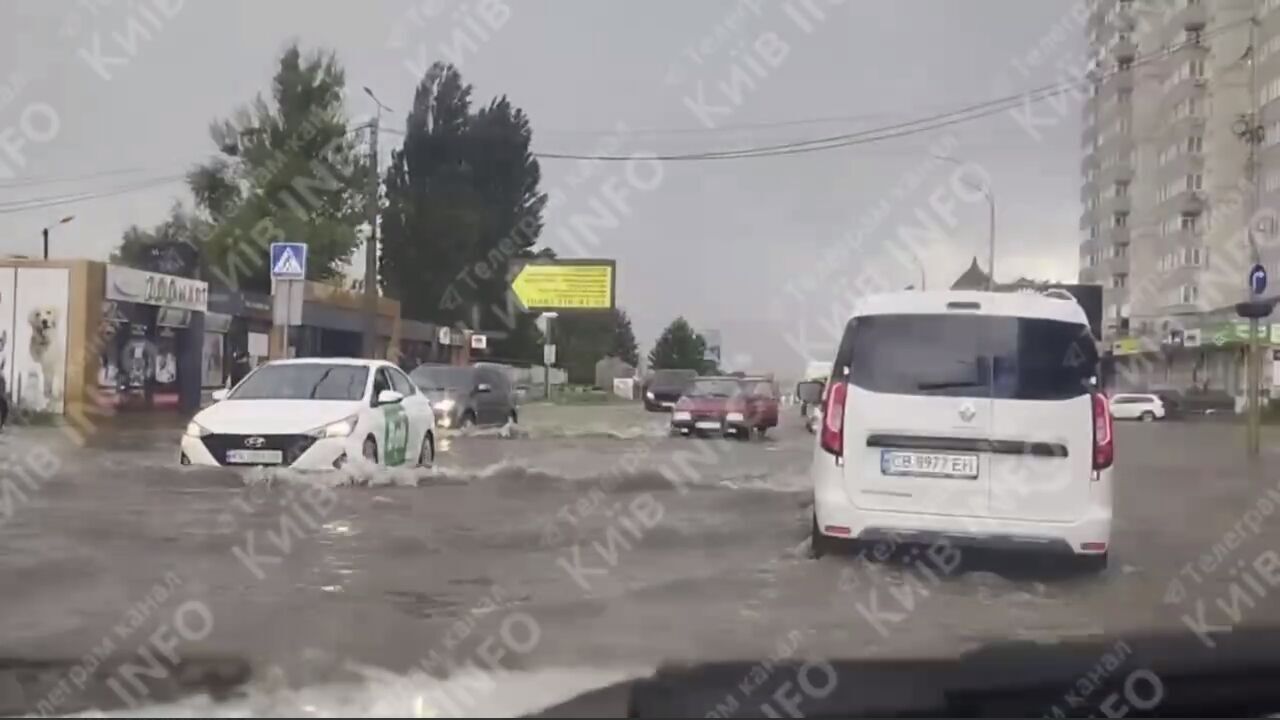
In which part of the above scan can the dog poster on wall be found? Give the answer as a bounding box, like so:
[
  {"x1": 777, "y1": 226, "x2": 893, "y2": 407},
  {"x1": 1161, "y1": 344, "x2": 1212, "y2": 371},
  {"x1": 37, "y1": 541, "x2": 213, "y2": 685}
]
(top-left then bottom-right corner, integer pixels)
[
  {"x1": 13, "y1": 268, "x2": 70, "y2": 413},
  {"x1": 0, "y1": 267, "x2": 16, "y2": 396}
]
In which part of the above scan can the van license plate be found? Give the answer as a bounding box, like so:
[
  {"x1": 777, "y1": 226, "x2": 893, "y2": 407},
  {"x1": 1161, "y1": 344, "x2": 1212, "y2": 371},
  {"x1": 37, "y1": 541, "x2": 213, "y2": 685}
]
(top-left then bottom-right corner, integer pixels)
[
  {"x1": 226, "y1": 449, "x2": 283, "y2": 465},
  {"x1": 880, "y1": 450, "x2": 978, "y2": 479},
  {"x1": 695, "y1": 421, "x2": 722, "y2": 430}
]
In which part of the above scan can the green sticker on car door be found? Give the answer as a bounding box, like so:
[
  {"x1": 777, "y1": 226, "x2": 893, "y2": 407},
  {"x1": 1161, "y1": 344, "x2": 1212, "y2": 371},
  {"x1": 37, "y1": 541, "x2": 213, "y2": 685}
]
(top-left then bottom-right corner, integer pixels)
[{"x1": 383, "y1": 404, "x2": 410, "y2": 466}]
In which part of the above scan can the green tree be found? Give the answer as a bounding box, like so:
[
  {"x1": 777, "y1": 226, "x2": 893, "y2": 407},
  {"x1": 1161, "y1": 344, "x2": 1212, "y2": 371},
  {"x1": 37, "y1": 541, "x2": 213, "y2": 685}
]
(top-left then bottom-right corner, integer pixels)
[
  {"x1": 612, "y1": 308, "x2": 640, "y2": 368},
  {"x1": 188, "y1": 44, "x2": 369, "y2": 293},
  {"x1": 648, "y1": 317, "x2": 711, "y2": 372},
  {"x1": 380, "y1": 62, "x2": 548, "y2": 362},
  {"x1": 110, "y1": 202, "x2": 210, "y2": 278},
  {"x1": 555, "y1": 308, "x2": 639, "y2": 385}
]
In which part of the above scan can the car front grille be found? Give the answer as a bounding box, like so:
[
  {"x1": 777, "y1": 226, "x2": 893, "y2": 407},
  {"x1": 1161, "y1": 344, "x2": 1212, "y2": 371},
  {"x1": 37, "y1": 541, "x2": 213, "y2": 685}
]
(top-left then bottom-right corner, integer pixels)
[{"x1": 201, "y1": 434, "x2": 317, "y2": 466}]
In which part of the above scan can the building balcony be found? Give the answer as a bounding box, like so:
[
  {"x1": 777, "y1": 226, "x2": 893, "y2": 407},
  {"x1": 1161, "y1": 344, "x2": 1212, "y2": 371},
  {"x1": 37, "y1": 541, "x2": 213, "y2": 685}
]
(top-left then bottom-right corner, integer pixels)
[
  {"x1": 1107, "y1": 254, "x2": 1131, "y2": 276},
  {"x1": 1099, "y1": 161, "x2": 1133, "y2": 185},
  {"x1": 1081, "y1": 177, "x2": 1098, "y2": 203},
  {"x1": 1080, "y1": 206, "x2": 1099, "y2": 230},
  {"x1": 1107, "y1": 226, "x2": 1130, "y2": 245},
  {"x1": 1082, "y1": 152, "x2": 1102, "y2": 174},
  {"x1": 1102, "y1": 195, "x2": 1132, "y2": 216},
  {"x1": 1177, "y1": 190, "x2": 1207, "y2": 216},
  {"x1": 1176, "y1": 2, "x2": 1207, "y2": 32},
  {"x1": 1113, "y1": 36, "x2": 1137, "y2": 62},
  {"x1": 1106, "y1": 68, "x2": 1135, "y2": 93}
]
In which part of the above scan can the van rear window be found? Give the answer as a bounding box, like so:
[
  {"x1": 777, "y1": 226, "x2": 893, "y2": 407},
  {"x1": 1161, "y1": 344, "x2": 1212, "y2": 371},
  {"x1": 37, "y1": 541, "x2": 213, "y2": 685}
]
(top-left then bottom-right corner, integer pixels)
[{"x1": 838, "y1": 314, "x2": 1097, "y2": 401}]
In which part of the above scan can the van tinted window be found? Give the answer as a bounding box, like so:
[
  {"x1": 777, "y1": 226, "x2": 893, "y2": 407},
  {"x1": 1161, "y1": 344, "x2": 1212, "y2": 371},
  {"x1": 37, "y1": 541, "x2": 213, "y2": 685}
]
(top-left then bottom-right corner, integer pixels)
[{"x1": 844, "y1": 314, "x2": 1097, "y2": 401}]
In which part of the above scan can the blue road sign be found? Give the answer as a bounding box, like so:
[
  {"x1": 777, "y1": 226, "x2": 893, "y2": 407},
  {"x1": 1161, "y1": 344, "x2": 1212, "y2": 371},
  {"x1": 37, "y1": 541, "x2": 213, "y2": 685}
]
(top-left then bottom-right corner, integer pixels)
[
  {"x1": 1250, "y1": 263, "x2": 1267, "y2": 296},
  {"x1": 270, "y1": 243, "x2": 307, "y2": 280}
]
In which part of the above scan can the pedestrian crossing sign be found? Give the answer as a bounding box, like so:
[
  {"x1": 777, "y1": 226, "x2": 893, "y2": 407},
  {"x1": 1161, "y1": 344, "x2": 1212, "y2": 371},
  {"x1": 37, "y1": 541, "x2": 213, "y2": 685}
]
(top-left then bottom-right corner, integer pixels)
[{"x1": 270, "y1": 243, "x2": 307, "y2": 280}]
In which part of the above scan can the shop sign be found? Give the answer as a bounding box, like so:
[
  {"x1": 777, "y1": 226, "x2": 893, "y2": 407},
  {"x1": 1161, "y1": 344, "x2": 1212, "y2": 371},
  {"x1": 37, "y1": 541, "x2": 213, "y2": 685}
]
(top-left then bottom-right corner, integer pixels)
[
  {"x1": 106, "y1": 265, "x2": 208, "y2": 312},
  {"x1": 470, "y1": 333, "x2": 487, "y2": 350},
  {"x1": 1112, "y1": 338, "x2": 1143, "y2": 356}
]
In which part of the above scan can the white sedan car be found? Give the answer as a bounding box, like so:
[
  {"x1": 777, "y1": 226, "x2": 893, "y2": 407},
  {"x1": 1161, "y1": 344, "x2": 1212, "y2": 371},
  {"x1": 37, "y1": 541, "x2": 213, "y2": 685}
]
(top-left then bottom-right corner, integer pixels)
[{"x1": 181, "y1": 358, "x2": 437, "y2": 470}]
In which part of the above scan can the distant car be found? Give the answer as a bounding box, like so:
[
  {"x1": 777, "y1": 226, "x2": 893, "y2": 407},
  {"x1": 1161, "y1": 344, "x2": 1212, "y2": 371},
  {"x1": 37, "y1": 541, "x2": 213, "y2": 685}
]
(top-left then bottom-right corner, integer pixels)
[
  {"x1": 670, "y1": 376, "x2": 778, "y2": 439},
  {"x1": 409, "y1": 363, "x2": 518, "y2": 429},
  {"x1": 180, "y1": 358, "x2": 436, "y2": 469},
  {"x1": 644, "y1": 369, "x2": 697, "y2": 411},
  {"x1": 1109, "y1": 393, "x2": 1166, "y2": 422}
]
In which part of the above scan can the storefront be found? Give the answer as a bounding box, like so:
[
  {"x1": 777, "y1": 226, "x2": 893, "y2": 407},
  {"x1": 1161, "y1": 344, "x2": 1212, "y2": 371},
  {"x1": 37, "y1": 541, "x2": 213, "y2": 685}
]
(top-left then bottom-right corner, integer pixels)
[
  {"x1": 98, "y1": 265, "x2": 207, "y2": 412},
  {"x1": 206, "y1": 287, "x2": 272, "y2": 387}
]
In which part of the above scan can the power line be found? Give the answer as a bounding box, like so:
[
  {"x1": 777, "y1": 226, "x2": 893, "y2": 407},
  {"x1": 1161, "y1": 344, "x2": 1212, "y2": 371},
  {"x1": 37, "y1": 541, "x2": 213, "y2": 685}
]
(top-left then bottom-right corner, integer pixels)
[{"x1": 0, "y1": 174, "x2": 188, "y2": 215}]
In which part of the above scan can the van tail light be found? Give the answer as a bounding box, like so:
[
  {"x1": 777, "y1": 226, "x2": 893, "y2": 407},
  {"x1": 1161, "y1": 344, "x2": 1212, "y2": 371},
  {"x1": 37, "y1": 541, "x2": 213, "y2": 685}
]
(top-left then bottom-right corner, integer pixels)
[
  {"x1": 820, "y1": 382, "x2": 847, "y2": 457},
  {"x1": 1092, "y1": 392, "x2": 1114, "y2": 471}
]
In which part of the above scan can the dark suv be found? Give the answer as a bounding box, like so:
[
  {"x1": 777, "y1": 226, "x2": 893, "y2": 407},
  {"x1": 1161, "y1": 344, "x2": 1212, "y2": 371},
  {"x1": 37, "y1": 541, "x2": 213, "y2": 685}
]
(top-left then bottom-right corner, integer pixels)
[
  {"x1": 409, "y1": 363, "x2": 518, "y2": 429},
  {"x1": 644, "y1": 369, "x2": 697, "y2": 411}
]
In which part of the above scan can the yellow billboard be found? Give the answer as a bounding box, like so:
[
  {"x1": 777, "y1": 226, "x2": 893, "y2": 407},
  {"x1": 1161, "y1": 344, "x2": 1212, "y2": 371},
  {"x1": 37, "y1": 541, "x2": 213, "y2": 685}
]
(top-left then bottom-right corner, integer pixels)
[{"x1": 510, "y1": 260, "x2": 615, "y2": 311}]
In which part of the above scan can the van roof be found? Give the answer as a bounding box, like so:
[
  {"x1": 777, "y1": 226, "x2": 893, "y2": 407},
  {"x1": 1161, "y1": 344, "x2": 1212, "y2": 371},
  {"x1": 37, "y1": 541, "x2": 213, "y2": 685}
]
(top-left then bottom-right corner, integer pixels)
[{"x1": 852, "y1": 290, "x2": 1089, "y2": 327}]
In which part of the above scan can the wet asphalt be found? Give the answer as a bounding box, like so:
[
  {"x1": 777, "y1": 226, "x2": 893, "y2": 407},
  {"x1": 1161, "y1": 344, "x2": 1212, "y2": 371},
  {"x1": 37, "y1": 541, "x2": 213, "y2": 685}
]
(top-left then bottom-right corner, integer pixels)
[{"x1": 1, "y1": 403, "x2": 1279, "y2": 715}]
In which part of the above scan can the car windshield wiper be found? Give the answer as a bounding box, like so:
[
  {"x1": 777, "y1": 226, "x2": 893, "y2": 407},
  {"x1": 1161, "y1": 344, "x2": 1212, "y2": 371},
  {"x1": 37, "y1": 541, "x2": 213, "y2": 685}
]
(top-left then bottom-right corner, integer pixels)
[
  {"x1": 917, "y1": 381, "x2": 985, "y2": 390},
  {"x1": 306, "y1": 368, "x2": 337, "y2": 399}
]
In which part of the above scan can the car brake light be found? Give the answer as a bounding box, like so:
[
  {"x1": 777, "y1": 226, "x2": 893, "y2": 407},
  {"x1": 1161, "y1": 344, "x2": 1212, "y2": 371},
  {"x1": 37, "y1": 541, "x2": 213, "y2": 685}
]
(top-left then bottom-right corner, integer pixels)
[
  {"x1": 1092, "y1": 392, "x2": 1114, "y2": 471},
  {"x1": 820, "y1": 381, "x2": 847, "y2": 457}
]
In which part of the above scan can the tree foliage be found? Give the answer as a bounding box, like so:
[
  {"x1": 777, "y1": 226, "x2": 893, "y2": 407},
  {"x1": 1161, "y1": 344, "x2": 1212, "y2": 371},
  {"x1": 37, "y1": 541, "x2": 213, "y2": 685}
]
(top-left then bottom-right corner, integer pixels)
[
  {"x1": 187, "y1": 43, "x2": 369, "y2": 293},
  {"x1": 110, "y1": 203, "x2": 209, "y2": 278},
  {"x1": 556, "y1": 308, "x2": 640, "y2": 385},
  {"x1": 380, "y1": 62, "x2": 548, "y2": 362},
  {"x1": 648, "y1": 317, "x2": 713, "y2": 372}
]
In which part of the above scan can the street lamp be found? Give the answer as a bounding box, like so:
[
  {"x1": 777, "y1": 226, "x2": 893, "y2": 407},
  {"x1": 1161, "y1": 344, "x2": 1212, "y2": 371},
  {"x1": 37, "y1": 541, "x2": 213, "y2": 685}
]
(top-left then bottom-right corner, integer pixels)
[
  {"x1": 933, "y1": 154, "x2": 996, "y2": 289},
  {"x1": 905, "y1": 247, "x2": 927, "y2": 290},
  {"x1": 41, "y1": 215, "x2": 75, "y2": 260},
  {"x1": 360, "y1": 86, "x2": 393, "y2": 359}
]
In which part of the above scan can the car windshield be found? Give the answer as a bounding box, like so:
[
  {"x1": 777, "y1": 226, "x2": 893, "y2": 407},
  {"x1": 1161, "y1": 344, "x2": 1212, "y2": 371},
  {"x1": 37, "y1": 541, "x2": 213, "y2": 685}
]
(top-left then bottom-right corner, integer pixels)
[
  {"x1": 650, "y1": 370, "x2": 695, "y2": 388},
  {"x1": 410, "y1": 366, "x2": 475, "y2": 391},
  {"x1": 686, "y1": 379, "x2": 742, "y2": 398},
  {"x1": 230, "y1": 364, "x2": 368, "y2": 401}
]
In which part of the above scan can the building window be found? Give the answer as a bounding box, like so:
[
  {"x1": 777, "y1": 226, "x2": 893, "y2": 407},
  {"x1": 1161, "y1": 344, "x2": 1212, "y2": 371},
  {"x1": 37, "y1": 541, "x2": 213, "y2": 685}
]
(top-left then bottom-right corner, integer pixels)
[
  {"x1": 1114, "y1": 181, "x2": 1129, "y2": 197},
  {"x1": 1112, "y1": 274, "x2": 1128, "y2": 289},
  {"x1": 1114, "y1": 243, "x2": 1128, "y2": 258},
  {"x1": 1186, "y1": 173, "x2": 1203, "y2": 191},
  {"x1": 1179, "y1": 285, "x2": 1199, "y2": 304},
  {"x1": 1114, "y1": 213, "x2": 1128, "y2": 228},
  {"x1": 1181, "y1": 215, "x2": 1198, "y2": 231},
  {"x1": 1187, "y1": 135, "x2": 1203, "y2": 153},
  {"x1": 1090, "y1": 223, "x2": 1100, "y2": 239}
]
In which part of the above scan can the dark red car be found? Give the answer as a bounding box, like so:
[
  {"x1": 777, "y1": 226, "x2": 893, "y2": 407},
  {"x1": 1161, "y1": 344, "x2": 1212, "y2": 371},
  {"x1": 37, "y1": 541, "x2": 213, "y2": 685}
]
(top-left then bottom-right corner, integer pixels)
[{"x1": 670, "y1": 376, "x2": 780, "y2": 439}]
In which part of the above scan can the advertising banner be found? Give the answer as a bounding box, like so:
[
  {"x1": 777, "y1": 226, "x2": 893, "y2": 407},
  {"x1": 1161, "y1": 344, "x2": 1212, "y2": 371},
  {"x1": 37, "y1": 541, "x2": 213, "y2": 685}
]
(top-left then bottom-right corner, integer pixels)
[
  {"x1": 12, "y1": 267, "x2": 70, "y2": 413},
  {"x1": 0, "y1": 267, "x2": 15, "y2": 397}
]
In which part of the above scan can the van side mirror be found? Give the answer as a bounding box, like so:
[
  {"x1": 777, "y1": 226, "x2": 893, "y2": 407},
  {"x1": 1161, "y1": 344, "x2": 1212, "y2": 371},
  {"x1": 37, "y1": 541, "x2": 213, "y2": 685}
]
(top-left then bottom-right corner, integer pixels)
[{"x1": 796, "y1": 381, "x2": 824, "y2": 404}]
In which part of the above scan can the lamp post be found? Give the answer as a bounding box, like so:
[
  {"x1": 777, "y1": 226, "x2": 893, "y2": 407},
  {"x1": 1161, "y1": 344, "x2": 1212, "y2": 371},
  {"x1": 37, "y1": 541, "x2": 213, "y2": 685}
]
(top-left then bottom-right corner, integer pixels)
[
  {"x1": 362, "y1": 86, "x2": 392, "y2": 359},
  {"x1": 41, "y1": 215, "x2": 75, "y2": 259},
  {"x1": 934, "y1": 154, "x2": 996, "y2": 289}
]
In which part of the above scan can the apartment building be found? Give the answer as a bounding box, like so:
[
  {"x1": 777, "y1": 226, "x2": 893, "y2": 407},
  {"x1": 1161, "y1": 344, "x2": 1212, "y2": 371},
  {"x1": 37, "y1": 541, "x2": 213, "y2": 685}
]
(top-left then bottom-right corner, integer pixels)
[{"x1": 1080, "y1": 0, "x2": 1279, "y2": 394}]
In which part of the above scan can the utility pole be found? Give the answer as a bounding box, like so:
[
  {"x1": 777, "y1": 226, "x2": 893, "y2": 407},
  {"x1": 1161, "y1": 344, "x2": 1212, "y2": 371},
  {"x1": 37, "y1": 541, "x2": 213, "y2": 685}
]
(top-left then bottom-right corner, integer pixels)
[
  {"x1": 362, "y1": 87, "x2": 390, "y2": 359},
  {"x1": 1248, "y1": 9, "x2": 1263, "y2": 457},
  {"x1": 40, "y1": 215, "x2": 75, "y2": 259}
]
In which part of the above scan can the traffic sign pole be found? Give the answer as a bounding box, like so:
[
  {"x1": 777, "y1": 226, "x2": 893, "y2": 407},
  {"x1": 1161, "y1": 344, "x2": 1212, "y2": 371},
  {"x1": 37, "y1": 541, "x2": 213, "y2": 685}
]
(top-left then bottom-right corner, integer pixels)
[{"x1": 1245, "y1": 264, "x2": 1269, "y2": 458}]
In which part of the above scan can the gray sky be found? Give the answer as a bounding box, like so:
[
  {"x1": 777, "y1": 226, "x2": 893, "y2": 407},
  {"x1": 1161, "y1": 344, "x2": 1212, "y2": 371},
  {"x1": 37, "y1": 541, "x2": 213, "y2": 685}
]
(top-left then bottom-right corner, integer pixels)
[{"x1": 0, "y1": 0, "x2": 1086, "y2": 375}]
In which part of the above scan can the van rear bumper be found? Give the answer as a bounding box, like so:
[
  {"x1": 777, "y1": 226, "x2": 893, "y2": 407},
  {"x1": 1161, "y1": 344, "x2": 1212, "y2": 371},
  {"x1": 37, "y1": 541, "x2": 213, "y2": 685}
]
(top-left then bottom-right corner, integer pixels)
[{"x1": 815, "y1": 485, "x2": 1112, "y2": 556}]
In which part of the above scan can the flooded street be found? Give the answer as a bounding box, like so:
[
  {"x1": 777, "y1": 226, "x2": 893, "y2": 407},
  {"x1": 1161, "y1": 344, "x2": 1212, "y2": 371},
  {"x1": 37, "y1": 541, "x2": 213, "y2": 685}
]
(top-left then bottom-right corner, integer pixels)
[{"x1": 2, "y1": 405, "x2": 1280, "y2": 716}]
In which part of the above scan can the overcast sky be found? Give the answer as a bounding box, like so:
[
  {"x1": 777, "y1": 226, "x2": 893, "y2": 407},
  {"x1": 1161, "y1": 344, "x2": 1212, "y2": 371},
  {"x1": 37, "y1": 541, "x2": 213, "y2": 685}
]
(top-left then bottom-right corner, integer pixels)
[{"x1": 0, "y1": 0, "x2": 1086, "y2": 375}]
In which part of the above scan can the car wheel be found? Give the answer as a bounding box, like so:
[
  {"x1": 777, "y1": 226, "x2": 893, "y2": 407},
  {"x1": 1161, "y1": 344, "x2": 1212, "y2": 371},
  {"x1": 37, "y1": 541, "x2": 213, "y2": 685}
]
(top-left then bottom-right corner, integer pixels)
[
  {"x1": 362, "y1": 436, "x2": 378, "y2": 464},
  {"x1": 507, "y1": 409, "x2": 518, "y2": 425},
  {"x1": 418, "y1": 432, "x2": 434, "y2": 468},
  {"x1": 1140, "y1": 411, "x2": 1155, "y2": 422}
]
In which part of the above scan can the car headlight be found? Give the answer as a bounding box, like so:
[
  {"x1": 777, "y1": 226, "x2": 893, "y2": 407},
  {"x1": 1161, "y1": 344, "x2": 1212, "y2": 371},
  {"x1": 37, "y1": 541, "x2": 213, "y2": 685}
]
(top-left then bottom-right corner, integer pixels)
[
  {"x1": 312, "y1": 415, "x2": 357, "y2": 438},
  {"x1": 646, "y1": 391, "x2": 655, "y2": 399},
  {"x1": 185, "y1": 421, "x2": 210, "y2": 438},
  {"x1": 434, "y1": 398, "x2": 456, "y2": 412},
  {"x1": 726, "y1": 412, "x2": 745, "y2": 423},
  {"x1": 673, "y1": 411, "x2": 691, "y2": 421}
]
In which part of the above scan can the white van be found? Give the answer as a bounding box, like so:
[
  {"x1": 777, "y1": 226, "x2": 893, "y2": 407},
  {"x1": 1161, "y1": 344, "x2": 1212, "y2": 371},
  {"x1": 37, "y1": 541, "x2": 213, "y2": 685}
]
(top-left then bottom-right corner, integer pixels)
[{"x1": 800, "y1": 290, "x2": 1114, "y2": 571}]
